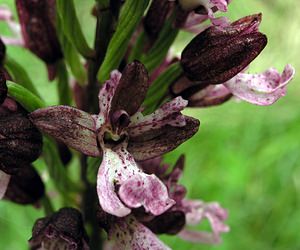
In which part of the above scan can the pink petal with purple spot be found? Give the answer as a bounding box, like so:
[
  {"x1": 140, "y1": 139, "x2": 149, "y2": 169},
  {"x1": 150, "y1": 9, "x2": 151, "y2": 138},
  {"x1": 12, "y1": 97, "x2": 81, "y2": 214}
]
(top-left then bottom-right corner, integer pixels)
[
  {"x1": 97, "y1": 147, "x2": 134, "y2": 217},
  {"x1": 97, "y1": 146, "x2": 174, "y2": 217},
  {"x1": 0, "y1": 170, "x2": 10, "y2": 199},
  {"x1": 119, "y1": 173, "x2": 175, "y2": 216},
  {"x1": 128, "y1": 97, "x2": 187, "y2": 137},
  {"x1": 108, "y1": 216, "x2": 171, "y2": 250},
  {"x1": 224, "y1": 64, "x2": 295, "y2": 105}
]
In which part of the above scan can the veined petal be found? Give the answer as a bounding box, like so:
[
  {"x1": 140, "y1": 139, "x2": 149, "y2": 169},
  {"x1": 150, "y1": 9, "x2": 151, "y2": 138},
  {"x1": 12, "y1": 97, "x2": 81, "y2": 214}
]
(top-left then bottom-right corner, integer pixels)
[
  {"x1": 128, "y1": 116, "x2": 200, "y2": 161},
  {"x1": 96, "y1": 70, "x2": 122, "y2": 128},
  {"x1": 30, "y1": 106, "x2": 100, "y2": 157},
  {"x1": 108, "y1": 216, "x2": 171, "y2": 250},
  {"x1": 224, "y1": 64, "x2": 295, "y2": 105},
  {"x1": 119, "y1": 173, "x2": 175, "y2": 216},
  {"x1": 128, "y1": 97, "x2": 188, "y2": 138},
  {"x1": 0, "y1": 170, "x2": 10, "y2": 199}
]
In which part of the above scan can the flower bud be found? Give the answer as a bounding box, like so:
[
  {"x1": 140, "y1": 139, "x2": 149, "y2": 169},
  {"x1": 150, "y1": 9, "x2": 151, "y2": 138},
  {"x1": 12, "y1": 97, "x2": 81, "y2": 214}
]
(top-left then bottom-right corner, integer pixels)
[
  {"x1": 15, "y1": 0, "x2": 62, "y2": 70},
  {"x1": 29, "y1": 207, "x2": 90, "y2": 250},
  {"x1": 0, "y1": 99, "x2": 43, "y2": 175},
  {"x1": 181, "y1": 14, "x2": 267, "y2": 87},
  {"x1": 4, "y1": 164, "x2": 44, "y2": 204}
]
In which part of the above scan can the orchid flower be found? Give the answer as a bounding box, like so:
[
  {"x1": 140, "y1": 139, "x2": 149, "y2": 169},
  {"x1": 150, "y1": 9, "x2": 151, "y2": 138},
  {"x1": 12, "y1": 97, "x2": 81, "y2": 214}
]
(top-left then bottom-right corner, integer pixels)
[
  {"x1": 30, "y1": 61, "x2": 200, "y2": 217},
  {"x1": 138, "y1": 155, "x2": 229, "y2": 244}
]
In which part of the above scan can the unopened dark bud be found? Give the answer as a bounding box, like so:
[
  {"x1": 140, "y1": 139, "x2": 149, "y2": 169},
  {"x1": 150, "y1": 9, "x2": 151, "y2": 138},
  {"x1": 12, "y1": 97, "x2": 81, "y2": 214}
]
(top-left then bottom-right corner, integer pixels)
[
  {"x1": 4, "y1": 164, "x2": 44, "y2": 204},
  {"x1": 181, "y1": 14, "x2": 267, "y2": 86},
  {"x1": 110, "y1": 60, "x2": 149, "y2": 116},
  {"x1": 15, "y1": 0, "x2": 63, "y2": 66},
  {"x1": 144, "y1": 0, "x2": 173, "y2": 39},
  {"x1": 143, "y1": 210, "x2": 186, "y2": 235},
  {"x1": 0, "y1": 105, "x2": 43, "y2": 175},
  {"x1": 29, "y1": 207, "x2": 90, "y2": 250}
]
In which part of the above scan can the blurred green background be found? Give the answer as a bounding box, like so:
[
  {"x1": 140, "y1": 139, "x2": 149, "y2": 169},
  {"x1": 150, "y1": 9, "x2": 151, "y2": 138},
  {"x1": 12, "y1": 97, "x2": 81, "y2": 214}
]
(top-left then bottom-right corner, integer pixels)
[{"x1": 0, "y1": 0, "x2": 299, "y2": 249}]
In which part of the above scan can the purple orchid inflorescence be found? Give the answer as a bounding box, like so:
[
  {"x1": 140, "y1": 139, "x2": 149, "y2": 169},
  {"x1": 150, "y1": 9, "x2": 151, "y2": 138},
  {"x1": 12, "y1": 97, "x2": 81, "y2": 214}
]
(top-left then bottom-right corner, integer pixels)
[{"x1": 0, "y1": 0, "x2": 296, "y2": 249}]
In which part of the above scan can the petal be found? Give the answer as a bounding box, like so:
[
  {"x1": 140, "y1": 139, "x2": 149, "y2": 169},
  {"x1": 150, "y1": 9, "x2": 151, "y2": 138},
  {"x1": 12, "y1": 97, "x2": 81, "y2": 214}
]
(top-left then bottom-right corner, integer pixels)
[
  {"x1": 30, "y1": 106, "x2": 100, "y2": 157},
  {"x1": 96, "y1": 148, "x2": 133, "y2": 217},
  {"x1": 0, "y1": 170, "x2": 10, "y2": 199},
  {"x1": 224, "y1": 64, "x2": 295, "y2": 105},
  {"x1": 108, "y1": 216, "x2": 171, "y2": 250},
  {"x1": 119, "y1": 173, "x2": 175, "y2": 216},
  {"x1": 179, "y1": 229, "x2": 222, "y2": 244},
  {"x1": 110, "y1": 61, "x2": 150, "y2": 116},
  {"x1": 97, "y1": 70, "x2": 122, "y2": 128},
  {"x1": 128, "y1": 97, "x2": 188, "y2": 138},
  {"x1": 179, "y1": 199, "x2": 229, "y2": 244},
  {"x1": 128, "y1": 116, "x2": 200, "y2": 161},
  {"x1": 97, "y1": 147, "x2": 174, "y2": 216}
]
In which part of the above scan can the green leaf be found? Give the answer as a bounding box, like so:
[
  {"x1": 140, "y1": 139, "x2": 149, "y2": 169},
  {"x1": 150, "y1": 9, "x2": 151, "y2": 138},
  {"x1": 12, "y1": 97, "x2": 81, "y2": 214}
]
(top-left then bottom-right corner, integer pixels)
[
  {"x1": 141, "y1": 18, "x2": 179, "y2": 73},
  {"x1": 4, "y1": 56, "x2": 41, "y2": 98},
  {"x1": 6, "y1": 81, "x2": 46, "y2": 112},
  {"x1": 56, "y1": 60, "x2": 72, "y2": 105},
  {"x1": 97, "y1": 0, "x2": 150, "y2": 82},
  {"x1": 56, "y1": 13, "x2": 87, "y2": 85},
  {"x1": 56, "y1": 0, "x2": 94, "y2": 58},
  {"x1": 143, "y1": 62, "x2": 183, "y2": 114}
]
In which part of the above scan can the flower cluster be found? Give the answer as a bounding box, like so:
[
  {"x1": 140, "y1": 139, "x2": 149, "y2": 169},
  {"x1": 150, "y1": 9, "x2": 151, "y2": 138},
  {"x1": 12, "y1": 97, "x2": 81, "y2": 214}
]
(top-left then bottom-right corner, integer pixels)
[{"x1": 0, "y1": 0, "x2": 295, "y2": 249}]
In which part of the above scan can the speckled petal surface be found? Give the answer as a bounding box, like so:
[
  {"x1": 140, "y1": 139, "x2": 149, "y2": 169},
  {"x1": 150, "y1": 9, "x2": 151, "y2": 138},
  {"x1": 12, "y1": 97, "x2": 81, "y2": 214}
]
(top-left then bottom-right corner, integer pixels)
[
  {"x1": 224, "y1": 64, "x2": 295, "y2": 105},
  {"x1": 97, "y1": 147, "x2": 173, "y2": 217},
  {"x1": 108, "y1": 216, "x2": 171, "y2": 250},
  {"x1": 0, "y1": 170, "x2": 10, "y2": 199},
  {"x1": 128, "y1": 97, "x2": 188, "y2": 138},
  {"x1": 128, "y1": 116, "x2": 200, "y2": 161},
  {"x1": 30, "y1": 106, "x2": 100, "y2": 157},
  {"x1": 119, "y1": 173, "x2": 175, "y2": 216}
]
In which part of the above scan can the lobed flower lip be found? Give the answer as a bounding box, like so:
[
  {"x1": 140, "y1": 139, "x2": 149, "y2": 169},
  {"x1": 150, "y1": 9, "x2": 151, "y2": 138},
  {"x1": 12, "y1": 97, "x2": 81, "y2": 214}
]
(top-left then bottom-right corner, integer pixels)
[
  {"x1": 223, "y1": 64, "x2": 295, "y2": 105},
  {"x1": 97, "y1": 147, "x2": 175, "y2": 217}
]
